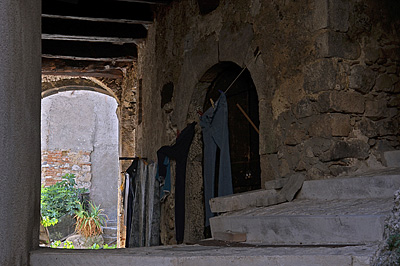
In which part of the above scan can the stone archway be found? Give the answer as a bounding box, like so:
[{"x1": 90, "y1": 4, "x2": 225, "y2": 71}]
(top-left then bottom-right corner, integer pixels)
[
  {"x1": 41, "y1": 84, "x2": 120, "y2": 222},
  {"x1": 184, "y1": 61, "x2": 261, "y2": 242}
]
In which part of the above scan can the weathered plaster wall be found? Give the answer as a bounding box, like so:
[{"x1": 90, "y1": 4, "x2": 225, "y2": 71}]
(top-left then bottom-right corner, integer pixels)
[
  {"x1": 41, "y1": 90, "x2": 119, "y2": 220},
  {"x1": 136, "y1": 0, "x2": 400, "y2": 243}
]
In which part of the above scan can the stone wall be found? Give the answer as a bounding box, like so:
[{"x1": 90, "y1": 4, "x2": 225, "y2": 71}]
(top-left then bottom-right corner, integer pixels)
[
  {"x1": 135, "y1": 0, "x2": 400, "y2": 243},
  {"x1": 41, "y1": 150, "x2": 91, "y2": 188}
]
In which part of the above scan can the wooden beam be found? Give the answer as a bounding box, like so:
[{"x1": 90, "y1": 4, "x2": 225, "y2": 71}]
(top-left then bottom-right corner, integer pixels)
[
  {"x1": 41, "y1": 58, "x2": 132, "y2": 78},
  {"x1": 42, "y1": 0, "x2": 154, "y2": 22},
  {"x1": 42, "y1": 34, "x2": 144, "y2": 45},
  {"x1": 113, "y1": 0, "x2": 170, "y2": 4},
  {"x1": 42, "y1": 40, "x2": 137, "y2": 60},
  {"x1": 42, "y1": 17, "x2": 148, "y2": 39},
  {"x1": 42, "y1": 14, "x2": 152, "y2": 25},
  {"x1": 41, "y1": 70, "x2": 123, "y2": 79}
]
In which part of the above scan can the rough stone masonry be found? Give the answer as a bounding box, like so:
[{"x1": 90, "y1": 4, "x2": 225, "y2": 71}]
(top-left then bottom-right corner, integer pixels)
[{"x1": 134, "y1": 0, "x2": 400, "y2": 244}]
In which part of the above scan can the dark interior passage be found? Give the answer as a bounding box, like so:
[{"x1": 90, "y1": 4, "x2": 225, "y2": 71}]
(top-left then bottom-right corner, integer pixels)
[{"x1": 203, "y1": 62, "x2": 261, "y2": 194}]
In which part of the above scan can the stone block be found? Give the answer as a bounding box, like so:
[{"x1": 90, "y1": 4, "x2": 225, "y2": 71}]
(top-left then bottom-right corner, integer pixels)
[
  {"x1": 212, "y1": 231, "x2": 247, "y2": 242},
  {"x1": 284, "y1": 123, "x2": 307, "y2": 145},
  {"x1": 313, "y1": 0, "x2": 349, "y2": 32},
  {"x1": 260, "y1": 154, "x2": 279, "y2": 187},
  {"x1": 303, "y1": 59, "x2": 336, "y2": 93},
  {"x1": 209, "y1": 189, "x2": 280, "y2": 213},
  {"x1": 255, "y1": 192, "x2": 286, "y2": 207},
  {"x1": 375, "y1": 74, "x2": 394, "y2": 92},
  {"x1": 364, "y1": 46, "x2": 381, "y2": 65},
  {"x1": 318, "y1": 91, "x2": 365, "y2": 114},
  {"x1": 315, "y1": 31, "x2": 360, "y2": 59},
  {"x1": 329, "y1": 139, "x2": 369, "y2": 161},
  {"x1": 365, "y1": 99, "x2": 388, "y2": 120},
  {"x1": 304, "y1": 137, "x2": 333, "y2": 157},
  {"x1": 297, "y1": 172, "x2": 400, "y2": 200},
  {"x1": 383, "y1": 150, "x2": 400, "y2": 168},
  {"x1": 330, "y1": 113, "x2": 351, "y2": 137},
  {"x1": 280, "y1": 173, "x2": 305, "y2": 201},
  {"x1": 349, "y1": 65, "x2": 377, "y2": 94},
  {"x1": 293, "y1": 97, "x2": 316, "y2": 119},
  {"x1": 308, "y1": 114, "x2": 332, "y2": 138},
  {"x1": 265, "y1": 178, "x2": 289, "y2": 190}
]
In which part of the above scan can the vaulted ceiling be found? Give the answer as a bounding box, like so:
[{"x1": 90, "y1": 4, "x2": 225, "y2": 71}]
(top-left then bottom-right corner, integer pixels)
[{"x1": 42, "y1": 0, "x2": 171, "y2": 78}]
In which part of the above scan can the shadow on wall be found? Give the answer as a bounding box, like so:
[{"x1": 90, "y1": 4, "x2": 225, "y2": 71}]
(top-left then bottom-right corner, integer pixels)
[{"x1": 41, "y1": 90, "x2": 119, "y2": 221}]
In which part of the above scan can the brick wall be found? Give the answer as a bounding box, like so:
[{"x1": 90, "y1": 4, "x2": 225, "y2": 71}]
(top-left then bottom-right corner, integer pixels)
[{"x1": 41, "y1": 149, "x2": 92, "y2": 189}]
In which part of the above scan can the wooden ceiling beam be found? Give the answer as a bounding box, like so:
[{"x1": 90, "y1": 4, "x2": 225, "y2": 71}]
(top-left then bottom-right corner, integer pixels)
[
  {"x1": 113, "y1": 0, "x2": 170, "y2": 4},
  {"x1": 42, "y1": 17, "x2": 148, "y2": 40},
  {"x1": 42, "y1": 34, "x2": 145, "y2": 45},
  {"x1": 42, "y1": 0, "x2": 154, "y2": 22},
  {"x1": 42, "y1": 14, "x2": 152, "y2": 25},
  {"x1": 42, "y1": 40, "x2": 137, "y2": 60},
  {"x1": 41, "y1": 58, "x2": 132, "y2": 78}
]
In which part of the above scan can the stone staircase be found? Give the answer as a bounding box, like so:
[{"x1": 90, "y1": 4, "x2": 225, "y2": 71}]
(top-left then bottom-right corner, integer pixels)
[
  {"x1": 208, "y1": 167, "x2": 400, "y2": 265},
  {"x1": 30, "y1": 151, "x2": 400, "y2": 266},
  {"x1": 102, "y1": 220, "x2": 117, "y2": 245}
]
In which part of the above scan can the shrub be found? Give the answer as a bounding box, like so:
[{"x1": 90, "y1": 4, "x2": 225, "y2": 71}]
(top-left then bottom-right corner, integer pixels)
[
  {"x1": 74, "y1": 201, "x2": 107, "y2": 238},
  {"x1": 41, "y1": 173, "x2": 88, "y2": 222}
]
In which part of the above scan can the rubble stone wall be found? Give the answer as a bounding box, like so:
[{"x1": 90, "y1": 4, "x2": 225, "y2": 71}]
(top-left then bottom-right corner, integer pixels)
[
  {"x1": 136, "y1": 0, "x2": 400, "y2": 243},
  {"x1": 41, "y1": 150, "x2": 91, "y2": 189}
]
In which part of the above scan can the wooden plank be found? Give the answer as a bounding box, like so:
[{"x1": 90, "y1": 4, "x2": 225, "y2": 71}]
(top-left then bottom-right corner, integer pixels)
[
  {"x1": 42, "y1": 14, "x2": 152, "y2": 25},
  {"x1": 43, "y1": 0, "x2": 153, "y2": 22},
  {"x1": 42, "y1": 34, "x2": 144, "y2": 44},
  {"x1": 42, "y1": 40, "x2": 137, "y2": 59},
  {"x1": 42, "y1": 17, "x2": 147, "y2": 39}
]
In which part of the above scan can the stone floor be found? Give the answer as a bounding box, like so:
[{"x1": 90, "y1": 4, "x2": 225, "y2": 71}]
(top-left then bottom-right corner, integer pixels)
[{"x1": 30, "y1": 243, "x2": 376, "y2": 266}]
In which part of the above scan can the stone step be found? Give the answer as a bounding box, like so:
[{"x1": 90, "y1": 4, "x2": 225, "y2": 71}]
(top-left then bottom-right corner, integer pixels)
[
  {"x1": 210, "y1": 173, "x2": 305, "y2": 213},
  {"x1": 297, "y1": 168, "x2": 400, "y2": 200},
  {"x1": 30, "y1": 243, "x2": 377, "y2": 266},
  {"x1": 105, "y1": 220, "x2": 118, "y2": 227},
  {"x1": 210, "y1": 197, "x2": 392, "y2": 245},
  {"x1": 102, "y1": 227, "x2": 117, "y2": 237}
]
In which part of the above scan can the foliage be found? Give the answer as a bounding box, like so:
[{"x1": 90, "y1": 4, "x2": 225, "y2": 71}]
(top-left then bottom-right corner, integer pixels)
[
  {"x1": 41, "y1": 173, "x2": 88, "y2": 220},
  {"x1": 103, "y1": 244, "x2": 117, "y2": 249},
  {"x1": 41, "y1": 216, "x2": 58, "y2": 227},
  {"x1": 74, "y1": 201, "x2": 108, "y2": 238},
  {"x1": 50, "y1": 240, "x2": 75, "y2": 249},
  {"x1": 90, "y1": 243, "x2": 117, "y2": 249},
  {"x1": 90, "y1": 243, "x2": 100, "y2": 249},
  {"x1": 388, "y1": 233, "x2": 400, "y2": 263}
]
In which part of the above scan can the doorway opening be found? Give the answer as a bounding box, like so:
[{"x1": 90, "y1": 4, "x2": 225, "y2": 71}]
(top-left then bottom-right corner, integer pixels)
[
  {"x1": 40, "y1": 86, "x2": 119, "y2": 248},
  {"x1": 202, "y1": 62, "x2": 261, "y2": 194}
]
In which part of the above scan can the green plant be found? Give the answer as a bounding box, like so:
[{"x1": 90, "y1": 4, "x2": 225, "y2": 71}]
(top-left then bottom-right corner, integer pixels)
[
  {"x1": 41, "y1": 173, "x2": 88, "y2": 220},
  {"x1": 90, "y1": 243, "x2": 100, "y2": 249},
  {"x1": 50, "y1": 240, "x2": 75, "y2": 249},
  {"x1": 102, "y1": 244, "x2": 117, "y2": 249},
  {"x1": 50, "y1": 240, "x2": 62, "y2": 248},
  {"x1": 388, "y1": 233, "x2": 400, "y2": 263},
  {"x1": 41, "y1": 216, "x2": 58, "y2": 227},
  {"x1": 89, "y1": 243, "x2": 117, "y2": 250},
  {"x1": 74, "y1": 201, "x2": 108, "y2": 238},
  {"x1": 63, "y1": 241, "x2": 75, "y2": 249}
]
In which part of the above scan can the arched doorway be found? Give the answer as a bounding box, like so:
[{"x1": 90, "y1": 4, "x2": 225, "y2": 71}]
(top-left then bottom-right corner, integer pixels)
[
  {"x1": 185, "y1": 62, "x2": 261, "y2": 241},
  {"x1": 40, "y1": 88, "x2": 120, "y2": 243},
  {"x1": 202, "y1": 62, "x2": 260, "y2": 194}
]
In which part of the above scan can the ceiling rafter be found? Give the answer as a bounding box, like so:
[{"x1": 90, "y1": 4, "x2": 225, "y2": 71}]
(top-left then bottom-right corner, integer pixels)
[{"x1": 42, "y1": 0, "x2": 172, "y2": 77}]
